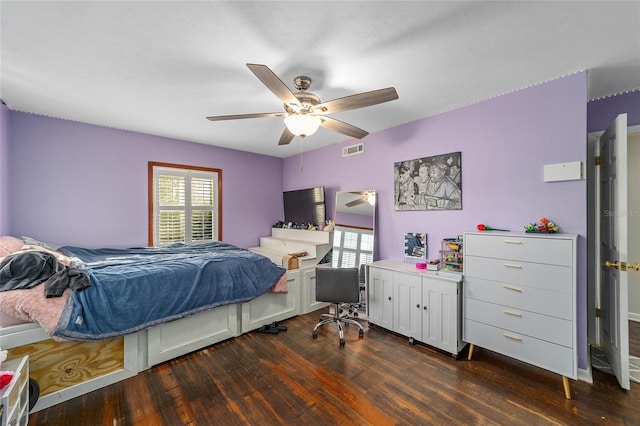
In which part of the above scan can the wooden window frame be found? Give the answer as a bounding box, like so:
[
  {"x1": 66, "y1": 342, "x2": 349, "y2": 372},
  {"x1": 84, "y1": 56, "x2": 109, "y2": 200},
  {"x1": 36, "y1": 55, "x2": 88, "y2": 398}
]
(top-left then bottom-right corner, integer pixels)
[{"x1": 148, "y1": 161, "x2": 222, "y2": 246}]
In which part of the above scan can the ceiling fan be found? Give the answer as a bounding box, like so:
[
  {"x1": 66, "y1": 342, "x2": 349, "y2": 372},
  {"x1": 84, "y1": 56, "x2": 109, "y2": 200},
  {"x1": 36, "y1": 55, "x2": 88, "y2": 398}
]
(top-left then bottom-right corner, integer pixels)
[
  {"x1": 206, "y1": 63, "x2": 399, "y2": 146},
  {"x1": 345, "y1": 191, "x2": 376, "y2": 207}
]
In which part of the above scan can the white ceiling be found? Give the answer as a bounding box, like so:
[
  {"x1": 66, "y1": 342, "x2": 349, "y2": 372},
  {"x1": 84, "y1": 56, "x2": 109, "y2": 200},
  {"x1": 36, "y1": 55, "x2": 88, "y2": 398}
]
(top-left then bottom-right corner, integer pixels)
[{"x1": 2, "y1": 1, "x2": 639, "y2": 158}]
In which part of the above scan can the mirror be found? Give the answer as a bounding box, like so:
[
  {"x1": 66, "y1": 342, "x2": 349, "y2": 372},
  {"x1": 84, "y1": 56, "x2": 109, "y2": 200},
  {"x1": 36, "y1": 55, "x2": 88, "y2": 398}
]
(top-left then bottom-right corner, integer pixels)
[
  {"x1": 404, "y1": 232, "x2": 427, "y2": 263},
  {"x1": 332, "y1": 190, "x2": 376, "y2": 268}
]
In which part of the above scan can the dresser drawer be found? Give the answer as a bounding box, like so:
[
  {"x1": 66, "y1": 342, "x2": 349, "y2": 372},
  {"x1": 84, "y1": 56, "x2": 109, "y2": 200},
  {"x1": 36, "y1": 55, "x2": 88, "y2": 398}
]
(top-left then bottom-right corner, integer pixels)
[
  {"x1": 464, "y1": 298, "x2": 572, "y2": 346},
  {"x1": 464, "y1": 256, "x2": 572, "y2": 294},
  {"x1": 464, "y1": 319, "x2": 574, "y2": 378},
  {"x1": 464, "y1": 277, "x2": 571, "y2": 320},
  {"x1": 465, "y1": 233, "x2": 573, "y2": 266}
]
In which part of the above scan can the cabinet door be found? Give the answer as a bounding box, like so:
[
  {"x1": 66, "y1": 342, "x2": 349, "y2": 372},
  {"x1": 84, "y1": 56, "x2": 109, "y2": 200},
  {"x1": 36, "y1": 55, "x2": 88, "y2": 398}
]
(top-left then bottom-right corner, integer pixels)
[
  {"x1": 368, "y1": 267, "x2": 393, "y2": 329},
  {"x1": 393, "y1": 272, "x2": 422, "y2": 339},
  {"x1": 302, "y1": 268, "x2": 327, "y2": 314},
  {"x1": 422, "y1": 276, "x2": 459, "y2": 354}
]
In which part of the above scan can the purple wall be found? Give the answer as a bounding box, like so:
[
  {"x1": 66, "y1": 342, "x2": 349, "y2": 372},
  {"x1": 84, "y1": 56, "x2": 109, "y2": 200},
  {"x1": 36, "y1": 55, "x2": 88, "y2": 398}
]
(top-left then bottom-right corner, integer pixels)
[
  {"x1": 587, "y1": 90, "x2": 640, "y2": 132},
  {"x1": 8, "y1": 112, "x2": 284, "y2": 249},
  {"x1": 6, "y1": 71, "x2": 632, "y2": 373},
  {"x1": 0, "y1": 103, "x2": 9, "y2": 235},
  {"x1": 284, "y1": 73, "x2": 589, "y2": 368}
]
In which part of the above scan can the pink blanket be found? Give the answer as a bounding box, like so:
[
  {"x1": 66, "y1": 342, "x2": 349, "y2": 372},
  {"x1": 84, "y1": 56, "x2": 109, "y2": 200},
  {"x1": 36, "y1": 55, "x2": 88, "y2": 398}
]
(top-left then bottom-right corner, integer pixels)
[{"x1": 0, "y1": 284, "x2": 68, "y2": 337}]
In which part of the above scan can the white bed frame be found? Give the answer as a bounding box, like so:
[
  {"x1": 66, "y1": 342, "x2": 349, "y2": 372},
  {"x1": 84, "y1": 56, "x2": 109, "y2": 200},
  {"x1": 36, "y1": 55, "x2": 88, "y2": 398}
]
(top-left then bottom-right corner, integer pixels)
[{"x1": 1, "y1": 229, "x2": 333, "y2": 412}]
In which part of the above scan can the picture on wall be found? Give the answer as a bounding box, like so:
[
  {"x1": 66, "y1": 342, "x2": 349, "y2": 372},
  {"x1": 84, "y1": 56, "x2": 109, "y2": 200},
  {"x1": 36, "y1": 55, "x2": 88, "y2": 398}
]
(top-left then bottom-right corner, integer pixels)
[
  {"x1": 404, "y1": 232, "x2": 427, "y2": 262},
  {"x1": 394, "y1": 151, "x2": 462, "y2": 211}
]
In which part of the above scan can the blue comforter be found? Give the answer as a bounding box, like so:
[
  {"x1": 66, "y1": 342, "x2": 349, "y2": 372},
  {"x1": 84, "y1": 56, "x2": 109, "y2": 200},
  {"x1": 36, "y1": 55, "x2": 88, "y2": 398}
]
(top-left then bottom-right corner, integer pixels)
[{"x1": 53, "y1": 241, "x2": 285, "y2": 340}]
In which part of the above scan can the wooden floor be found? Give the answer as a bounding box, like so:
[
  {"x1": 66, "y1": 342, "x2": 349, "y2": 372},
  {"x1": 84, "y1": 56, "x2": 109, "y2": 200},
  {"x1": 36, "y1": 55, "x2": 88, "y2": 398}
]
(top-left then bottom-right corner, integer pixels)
[{"x1": 29, "y1": 312, "x2": 640, "y2": 426}]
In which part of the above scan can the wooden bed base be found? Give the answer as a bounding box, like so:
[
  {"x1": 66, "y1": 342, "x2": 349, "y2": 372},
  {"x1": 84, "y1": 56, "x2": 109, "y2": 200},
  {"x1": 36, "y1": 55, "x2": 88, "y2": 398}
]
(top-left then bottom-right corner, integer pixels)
[
  {"x1": 2, "y1": 229, "x2": 328, "y2": 412},
  {"x1": 1, "y1": 279, "x2": 300, "y2": 413}
]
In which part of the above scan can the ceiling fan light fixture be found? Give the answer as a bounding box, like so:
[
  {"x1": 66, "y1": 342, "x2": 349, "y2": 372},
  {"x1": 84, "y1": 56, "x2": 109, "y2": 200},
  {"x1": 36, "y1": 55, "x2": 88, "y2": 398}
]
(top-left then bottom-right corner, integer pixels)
[{"x1": 284, "y1": 114, "x2": 322, "y2": 137}]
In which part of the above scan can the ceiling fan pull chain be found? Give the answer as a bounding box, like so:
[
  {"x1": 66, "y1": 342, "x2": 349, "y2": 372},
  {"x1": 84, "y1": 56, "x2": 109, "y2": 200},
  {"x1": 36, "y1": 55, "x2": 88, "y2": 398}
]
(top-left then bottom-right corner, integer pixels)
[{"x1": 299, "y1": 137, "x2": 304, "y2": 171}]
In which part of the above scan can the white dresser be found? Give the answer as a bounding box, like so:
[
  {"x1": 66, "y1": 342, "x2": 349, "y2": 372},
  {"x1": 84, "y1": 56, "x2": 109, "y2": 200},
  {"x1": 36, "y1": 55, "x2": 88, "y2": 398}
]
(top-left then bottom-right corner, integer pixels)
[{"x1": 463, "y1": 232, "x2": 577, "y2": 398}]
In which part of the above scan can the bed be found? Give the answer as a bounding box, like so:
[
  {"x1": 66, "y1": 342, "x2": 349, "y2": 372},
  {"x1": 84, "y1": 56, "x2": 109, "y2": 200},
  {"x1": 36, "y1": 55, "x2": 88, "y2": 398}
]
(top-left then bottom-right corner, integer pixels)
[{"x1": 0, "y1": 235, "x2": 295, "y2": 411}]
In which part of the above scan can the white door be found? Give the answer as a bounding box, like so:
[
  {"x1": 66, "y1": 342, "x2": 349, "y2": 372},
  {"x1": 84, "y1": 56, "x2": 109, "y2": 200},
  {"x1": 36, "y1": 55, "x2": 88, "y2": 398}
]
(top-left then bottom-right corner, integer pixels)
[{"x1": 598, "y1": 113, "x2": 630, "y2": 390}]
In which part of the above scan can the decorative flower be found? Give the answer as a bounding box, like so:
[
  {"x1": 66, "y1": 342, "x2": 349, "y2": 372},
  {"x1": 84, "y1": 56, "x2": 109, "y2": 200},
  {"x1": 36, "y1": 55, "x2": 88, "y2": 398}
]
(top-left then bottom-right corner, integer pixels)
[
  {"x1": 525, "y1": 218, "x2": 559, "y2": 233},
  {"x1": 477, "y1": 224, "x2": 508, "y2": 231}
]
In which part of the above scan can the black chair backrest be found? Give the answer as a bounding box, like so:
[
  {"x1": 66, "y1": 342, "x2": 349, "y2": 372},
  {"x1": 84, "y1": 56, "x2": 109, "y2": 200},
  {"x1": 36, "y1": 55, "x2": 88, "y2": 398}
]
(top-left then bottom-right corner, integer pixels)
[{"x1": 315, "y1": 267, "x2": 360, "y2": 303}]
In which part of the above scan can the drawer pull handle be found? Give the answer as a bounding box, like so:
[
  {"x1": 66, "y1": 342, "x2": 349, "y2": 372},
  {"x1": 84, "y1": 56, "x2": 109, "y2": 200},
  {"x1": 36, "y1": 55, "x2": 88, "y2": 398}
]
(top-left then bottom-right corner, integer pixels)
[
  {"x1": 502, "y1": 284, "x2": 523, "y2": 292},
  {"x1": 503, "y1": 240, "x2": 523, "y2": 244},
  {"x1": 503, "y1": 309, "x2": 522, "y2": 317},
  {"x1": 503, "y1": 333, "x2": 522, "y2": 342},
  {"x1": 503, "y1": 263, "x2": 522, "y2": 269}
]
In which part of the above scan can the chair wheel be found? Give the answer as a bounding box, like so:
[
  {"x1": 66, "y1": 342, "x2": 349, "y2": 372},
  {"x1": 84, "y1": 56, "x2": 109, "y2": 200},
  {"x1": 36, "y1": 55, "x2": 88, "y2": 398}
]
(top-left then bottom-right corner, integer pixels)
[
  {"x1": 340, "y1": 339, "x2": 345, "y2": 347},
  {"x1": 312, "y1": 330, "x2": 318, "y2": 338},
  {"x1": 359, "y1": 329, "x2": 364, "y2": 338},
  {"x1": 409, "y1": 337, "x2": 415, "y2": 345}
]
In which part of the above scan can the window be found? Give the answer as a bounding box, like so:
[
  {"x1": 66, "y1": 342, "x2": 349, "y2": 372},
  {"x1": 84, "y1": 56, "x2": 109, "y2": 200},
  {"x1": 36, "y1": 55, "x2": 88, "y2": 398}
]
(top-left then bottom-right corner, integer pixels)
[
  {"x1": 331, "y1": 227, "x2": 374, "y2": 268},
  {"x1": 149, "y1": 162, "x2": 221, "y2": 246}
]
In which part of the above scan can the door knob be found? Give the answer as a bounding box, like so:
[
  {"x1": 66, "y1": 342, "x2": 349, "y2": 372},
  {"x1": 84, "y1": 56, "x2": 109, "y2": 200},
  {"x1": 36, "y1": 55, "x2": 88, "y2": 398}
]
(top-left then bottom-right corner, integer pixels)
[
  {"x1": 604, "y1": 260, "x2": 640, "y2": 272},
  {"x1": 604, "y1": 260, "x2": 620, "y2": 269}
]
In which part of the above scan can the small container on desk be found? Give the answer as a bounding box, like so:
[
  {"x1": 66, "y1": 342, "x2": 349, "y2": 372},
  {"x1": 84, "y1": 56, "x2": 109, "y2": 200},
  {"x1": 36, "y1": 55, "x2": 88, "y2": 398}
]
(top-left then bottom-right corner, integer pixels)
[
  {"x1": 0, "y1": 356, "x2": 29, "y2": 426},
  {"x1": 440, "y1": 237, "x2": 463, "y2": 272}
]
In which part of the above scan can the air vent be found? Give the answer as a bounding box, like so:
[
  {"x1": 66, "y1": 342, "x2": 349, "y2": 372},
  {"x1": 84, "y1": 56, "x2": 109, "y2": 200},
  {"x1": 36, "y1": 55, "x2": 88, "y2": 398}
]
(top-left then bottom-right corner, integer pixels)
[{"x1": 342, "y1": 143, "x2": 364, "y2": 157}]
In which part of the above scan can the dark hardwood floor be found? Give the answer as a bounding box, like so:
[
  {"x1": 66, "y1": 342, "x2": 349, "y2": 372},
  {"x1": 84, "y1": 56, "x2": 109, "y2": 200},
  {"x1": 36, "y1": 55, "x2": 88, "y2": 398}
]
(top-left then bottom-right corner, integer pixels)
[{"x1": 29, "y1": 312, "x2": 639, "y2": 426}]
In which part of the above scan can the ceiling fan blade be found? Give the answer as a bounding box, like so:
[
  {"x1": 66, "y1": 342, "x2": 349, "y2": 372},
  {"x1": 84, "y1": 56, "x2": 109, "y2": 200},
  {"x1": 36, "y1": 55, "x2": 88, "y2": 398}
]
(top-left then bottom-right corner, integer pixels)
[
  {"x1": 278, "y1": 127, "x2": 295, "y2": 146},
  {"x1": 246, "y1": 63, "x2": 301, "y2": 110},
  {"x1": 345, "y1": 197, "x2": 367, "y2": 207},
  {"x1": 320, "y1": 116, "x2": 369, "y2": 139},
  {"x1": 206, "y1": 112, "x2": 284, "y2": 121},
  {"x1": 315, "y1": 87, "x2": 398, "y2": 114}
]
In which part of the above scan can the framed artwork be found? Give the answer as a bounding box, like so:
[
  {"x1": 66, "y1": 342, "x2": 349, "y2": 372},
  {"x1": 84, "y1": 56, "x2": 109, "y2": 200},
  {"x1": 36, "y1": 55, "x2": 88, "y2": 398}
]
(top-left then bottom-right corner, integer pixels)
[
  {"x1": 394, "y1": 151, "x2": 462, "y2": 211},
  {"x1": 404, "y1": 232, "x2": 427, "y2": 263}
]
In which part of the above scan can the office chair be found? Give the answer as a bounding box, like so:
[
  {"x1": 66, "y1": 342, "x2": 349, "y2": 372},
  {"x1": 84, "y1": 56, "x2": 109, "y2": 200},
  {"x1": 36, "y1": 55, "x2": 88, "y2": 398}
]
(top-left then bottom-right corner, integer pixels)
[{"x1": 312, "y1": 267, "x2": 365, "y2": 347}]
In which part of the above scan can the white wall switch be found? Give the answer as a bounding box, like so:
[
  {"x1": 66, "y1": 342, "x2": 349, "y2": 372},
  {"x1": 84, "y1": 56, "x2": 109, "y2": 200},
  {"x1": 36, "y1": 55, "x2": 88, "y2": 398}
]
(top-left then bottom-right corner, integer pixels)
[{"x1": 543, "y1": 161, "x2": 584, "y2": 182}]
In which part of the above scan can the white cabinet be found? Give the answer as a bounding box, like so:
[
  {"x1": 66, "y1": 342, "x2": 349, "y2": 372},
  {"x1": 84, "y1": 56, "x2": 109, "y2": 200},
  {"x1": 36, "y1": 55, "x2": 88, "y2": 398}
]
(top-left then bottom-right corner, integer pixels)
[
  {"x1": 463, "y1": 232, "x2": 577, "y2": 398},
  {"x1": 368, "y1": 260, "x2": 465, "y2": 357},
  {"x1": 300, "y1": 267, "x2": 329, "y2": 314},
  {"x1": 249, "y1": 228, "x2": 333, "y2": 316},
  {"x1": 0, "y1": 356, "x2": 29, "y2": 426}
]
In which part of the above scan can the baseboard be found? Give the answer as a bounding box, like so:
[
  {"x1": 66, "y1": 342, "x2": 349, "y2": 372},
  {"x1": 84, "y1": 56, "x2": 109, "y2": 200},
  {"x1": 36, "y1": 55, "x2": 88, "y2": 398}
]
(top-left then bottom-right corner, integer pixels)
[
  {"x1": 578, "y1": 366, "x2": 593, "y2": 383},
  {"x1": 629, "y1": 312, "x2": 640, "y2": 322},
  {"x1": 578, "y1": 345, "x2": 594, "y2": 384}
]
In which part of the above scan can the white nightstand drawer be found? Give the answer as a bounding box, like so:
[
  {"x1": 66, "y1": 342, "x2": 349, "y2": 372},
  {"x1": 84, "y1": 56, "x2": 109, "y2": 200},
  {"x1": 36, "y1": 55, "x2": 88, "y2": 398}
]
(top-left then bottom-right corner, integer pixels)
[
  {"x1": 464, "y1": 298, "x2": 572, "y2": 346},
  {"x1": 464, "y1": 256, "x2": 572, "y2": 294},
  {"x1": 464, "y1": 277, "x2": 571, "y2": 320},
  {"x1": 464, "y1": 319, "x2": 574, "y2": 377},
  {"x1": 465, "y1": 233, "x2": 573, "y2": 266}
]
